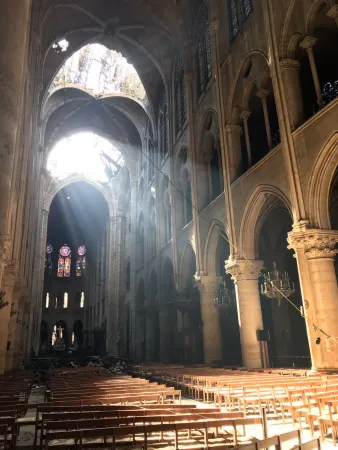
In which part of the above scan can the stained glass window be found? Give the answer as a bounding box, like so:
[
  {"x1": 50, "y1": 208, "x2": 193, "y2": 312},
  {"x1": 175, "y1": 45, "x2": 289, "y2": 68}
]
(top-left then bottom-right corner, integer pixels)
[
  {"x1": 57, "y1": 245, "x2": 71, "y2": 277},
  {"x1": 63, "y1": 292, "x2": 68, "y2": 308},
  {"x1": 196, "y1": 0, "x2": 212, "y2": 96},
  {"x1": 228, "y1": 0, "x2": 240, "y2": 39},
  {"x1": 45, "y1": 243, "x2": 53, "y2": 275},
  {"x1": 241, "y1": 0, "x2": 253, "y2": 20},
  {"x1": 174, "y1": 56, "x2": 187, "y2": 134},
  {"x1": 76, "y1": 245, "x2": 86, "y2": 277},
  {"x1": 159, "y1": 90, "x2": 169, "y2": 161}
]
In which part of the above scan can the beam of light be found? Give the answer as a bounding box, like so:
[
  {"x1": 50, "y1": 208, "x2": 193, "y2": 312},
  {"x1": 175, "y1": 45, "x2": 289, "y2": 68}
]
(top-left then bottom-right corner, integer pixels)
[{"x1": 47, "y1": 132, "x2": 124, "y2": 182}]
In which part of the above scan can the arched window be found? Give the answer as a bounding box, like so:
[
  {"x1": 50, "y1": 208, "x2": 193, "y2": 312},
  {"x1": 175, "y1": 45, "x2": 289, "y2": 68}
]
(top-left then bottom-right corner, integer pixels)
[
  {"x1": 63, "y1": 292, "x2": 68, "y2": 309},
  {"x1": 76, "y1": 245, "x2": 86, "y2": 277},
  {"x1": 45, "y1": 243, "x2": 53, "y2": 275},
  {"x1": 45, "y1": 293, "x2": 50, "y2": 309},
  {"x1": 80, "y1": 292, "x2": 85, "y2": 308},
  {"x1": 174, "y1": 56, "x2": 187, "y2": 134},
  {"x1": 196, "y1": 0, "x2": 212, "y2": 96},
  {"x1": 228, "y1": 0, "x2": 239, "y2": 39},
  {"x1": 159, "y1": 90, "x2": 169, "y2": 161},
  {"x1": 57, "y1": 245, "x2": 71, "y2": 277}
]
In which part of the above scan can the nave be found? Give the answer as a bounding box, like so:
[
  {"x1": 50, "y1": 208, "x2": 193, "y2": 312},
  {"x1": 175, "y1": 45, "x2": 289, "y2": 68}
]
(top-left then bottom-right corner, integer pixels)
[{"x1": 2, "y1": 364, "x2": 338, "y2": 449}]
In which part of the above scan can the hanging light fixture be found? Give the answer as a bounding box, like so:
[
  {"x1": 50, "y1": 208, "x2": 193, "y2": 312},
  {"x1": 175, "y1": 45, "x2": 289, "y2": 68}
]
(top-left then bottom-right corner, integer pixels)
[
  {"x1": 261, "y1": 262, "x2": 295, "y2": 306},
  {"x1": 0, "y1": 291, "x2": 8, "y2": 310},
  {"x1": 214, "y1": 279, "x2": 236, "y2": 311}
]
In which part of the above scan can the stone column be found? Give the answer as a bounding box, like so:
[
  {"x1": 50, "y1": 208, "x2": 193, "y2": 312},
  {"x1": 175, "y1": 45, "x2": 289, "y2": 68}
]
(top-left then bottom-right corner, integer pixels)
[
  {"x1": 13, "y1": 296, "x2": 26, "y2": 368},
  {"x1": 240, "y1": 111, "x2": 252, "y2": 167},
  {"x1": 225, "y1": 124, "x2": 243, "y2": 183},
  {"x1": 300, "y1": 36, "x2": 323, "y2": 109},
  {"x1": 226, "y1": 260, "x2": 265, "y2": 369},
  {"x1": 145, "y1": 307, "x2": 156, "y2": 361},
  {"x1": 257, "y1": 89, "x2": 272, "y2": 150},
  {"x1": 288, "y1": 225, "x2": 338, "y2": 370},
  {"x1": 0, "y1": 0, "x2": 31, "y2": 286},
  {"x1": 198, "y1": 276, "x2": 223, "y2": 365},
  {"x1": 185, "y1": 73, "x2": 203, "y2": 274},
  {"x1": 0, "y1": 266, "x2": 17, "y2": 374},
  {"x1": 280, "y1": 59, "x2": 304, "y2": 130}
]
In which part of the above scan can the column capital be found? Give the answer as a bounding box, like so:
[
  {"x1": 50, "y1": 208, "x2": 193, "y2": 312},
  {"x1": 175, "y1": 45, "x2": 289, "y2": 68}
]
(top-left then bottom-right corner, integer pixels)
[
  {"x1": 287, "y1": 227, "x2": 338, "y2": 259},
  {"x1": 184, "y1": 72, "x2": 194, "y2": 85},
  {"x1": 226, "y1": 259, "x2": 264, "y2": 282},
  {"x1": 225, "y1": 123, "x2": 242, "y2": 135},
  {"x1": 327, "y1": 5, "x2": 338, "y2": 24},
  {"x1": 196, "y1": 275, "x2": 223, "y2": 293},
  {"x1": 209, "y1": 20, "x2": 219, "y2": 36},
  {"x1": 240, "y1": 110, "x2": 251, "y2": 121},
  {"x1": 257, "y1": 89, "x2": 270, "y2": 99},
  {"x1": 300, "y1": 36, "x2": 317, "y2": 50},
  {"x1": 3, "y1": 264, "x2": 19, "y2": 288},
  {"x1": 280, "y1": 58, "x2": 300, "y2": 72}
]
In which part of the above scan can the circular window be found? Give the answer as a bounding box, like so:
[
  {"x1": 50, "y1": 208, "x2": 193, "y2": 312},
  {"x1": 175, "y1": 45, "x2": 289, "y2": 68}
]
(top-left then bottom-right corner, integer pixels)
[
  {"x1": 78, "y1": 245, "x2": 86, "y2": 256},
  {"x1": 60, "y1": 245, "x2": 71, "y2": 257},
  {"x1": 46, "y1": 243, "x2": 53, "y2": 254}
]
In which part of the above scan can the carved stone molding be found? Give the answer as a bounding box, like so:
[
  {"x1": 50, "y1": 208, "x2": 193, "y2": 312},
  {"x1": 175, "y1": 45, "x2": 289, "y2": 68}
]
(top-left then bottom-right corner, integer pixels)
[
  {"x1": 226, "y1": 259, "x2": 264, "y2": 282},
  {"x1": 280, "y1": 59, "x2": 300, "y2": 72},
  {"x1": 209, "y1": 20, "x2": 219, "y2": 36},
  {"x1": 287, "y1": 228, "x2": 338, "y2": 260},
  {"x1": 257, "y1": 89, "x2": 270, "y2": 99},
  {"x1": 300, "y1": 36, "x2": 317, "y2": 50},
  {"x1": 197, "y1": 275, "x2": 223, "y2": 294},
  {"x1": 239, "y1": 110, "x2": 251, "y2": 121},
  {"x1": 327, "y1": 5, "x2": 338, "y2": 25}
]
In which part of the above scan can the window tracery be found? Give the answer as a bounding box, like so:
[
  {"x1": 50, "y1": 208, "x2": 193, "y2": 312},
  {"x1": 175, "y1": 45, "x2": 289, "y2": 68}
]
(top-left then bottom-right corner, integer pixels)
[
  {"x1": 174, "y1": 56, "x2": 187, "y2": 134},
  {"x1": 76, "y1": 245, "x2": 87, "y2": 277},
  {"x1": 57, "y1": 245, "x2": 71, "y2": 278},
  {"x1": 196, "y1": 0, "x2": 212, "y2": 96}
]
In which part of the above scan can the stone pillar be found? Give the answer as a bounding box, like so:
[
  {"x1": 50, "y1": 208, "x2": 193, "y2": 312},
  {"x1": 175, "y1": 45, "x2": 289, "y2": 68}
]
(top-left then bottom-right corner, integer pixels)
[
  {"x1": 197, "y1": 276, "x2": 223, "y2": 365},
  {"x1": 288, "y1": 224, "x2": 338, "y2": 370},
  {"x1": 0, "y1": 266, "x2": 17, "y2": 374},
  {"x1": 145, "y1": 308, "x2": 156, "y2": 361},
  {"x1": 240, "y1": 111, "x2": 252, "y2": 167},
  {"x1": 280, "y1": 59, "x2": 304, "y2": 130},
  {"x1": 5, "y1": 297, "x2": 18, "y2": 371},
  {"x1": 0, "y1": 0, "x2": 31, "y2": 286},
  {"x1": 257, "y1": 89, "x2": 272, "y2": 150},
  {"x1": 225, "y1": 124, "x2": 243, "y2": 182},
  {"x1": 226, "y1": 260, "x2": 265, "y2": 369},
  {"x1": 300, "y1": 36, "x2": 323, "y2": 109}
]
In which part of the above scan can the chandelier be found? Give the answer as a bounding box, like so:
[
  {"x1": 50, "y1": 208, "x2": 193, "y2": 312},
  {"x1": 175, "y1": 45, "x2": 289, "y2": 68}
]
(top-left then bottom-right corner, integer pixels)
[
  {"x1": 261, "y1": 262, "x2": 295, "y2": 306},
  {"x1": 0, "y1": 291, "x2": 8, "y2": 310},
  {"x1": 214, "y1": 279, "x2": 236, "y2": 311}
]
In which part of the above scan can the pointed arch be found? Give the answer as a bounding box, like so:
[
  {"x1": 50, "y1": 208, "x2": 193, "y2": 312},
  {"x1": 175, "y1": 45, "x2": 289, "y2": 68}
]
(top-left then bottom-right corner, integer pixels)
[
  {"x1": 179, "y1": 242, "x2": 197, "y2": 288},
  {"x1": 239, "y1": 185, "x2": 292, "y2": 259},
  {"x1": 308, "y1": 132, "x2": 338, "y2": 229},
  {"x1": 204, "y1": 220, "x2": 229, "y2": 276}
]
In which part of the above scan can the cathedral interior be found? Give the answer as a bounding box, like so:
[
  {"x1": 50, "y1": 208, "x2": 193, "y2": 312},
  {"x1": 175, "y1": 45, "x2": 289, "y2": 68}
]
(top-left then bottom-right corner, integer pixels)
[{"x1": 1, "y1": 0, "x2": 338, "y2": 377}]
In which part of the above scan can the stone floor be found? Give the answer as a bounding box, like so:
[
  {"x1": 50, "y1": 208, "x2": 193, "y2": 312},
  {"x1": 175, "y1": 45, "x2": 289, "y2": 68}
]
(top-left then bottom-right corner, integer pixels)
[{"x1": 13, "y1": 393, "x2": 335, "y2": 449}]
